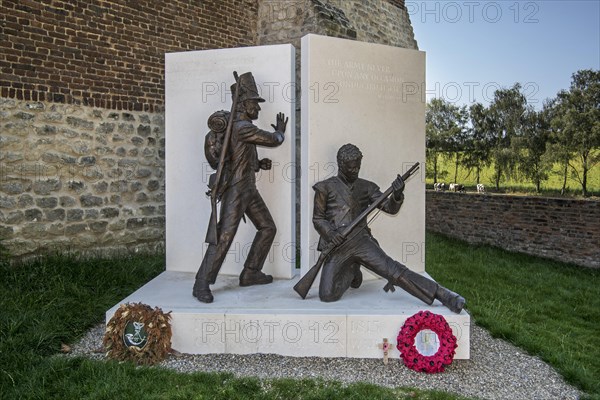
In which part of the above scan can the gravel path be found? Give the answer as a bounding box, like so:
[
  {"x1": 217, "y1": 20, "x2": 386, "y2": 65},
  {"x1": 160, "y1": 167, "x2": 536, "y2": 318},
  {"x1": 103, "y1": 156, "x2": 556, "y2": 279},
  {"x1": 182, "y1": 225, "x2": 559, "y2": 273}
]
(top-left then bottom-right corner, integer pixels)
[{"x1": 67, "y1": 323, "x2": 582, "y2": 400}]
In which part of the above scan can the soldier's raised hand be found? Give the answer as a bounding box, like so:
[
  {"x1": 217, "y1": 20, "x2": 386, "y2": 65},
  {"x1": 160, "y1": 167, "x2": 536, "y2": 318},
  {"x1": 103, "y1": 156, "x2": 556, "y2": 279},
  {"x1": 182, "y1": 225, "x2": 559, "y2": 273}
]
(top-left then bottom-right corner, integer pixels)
[{"x1": 271, "y1": 112, "x2": 288, "y2": 133}]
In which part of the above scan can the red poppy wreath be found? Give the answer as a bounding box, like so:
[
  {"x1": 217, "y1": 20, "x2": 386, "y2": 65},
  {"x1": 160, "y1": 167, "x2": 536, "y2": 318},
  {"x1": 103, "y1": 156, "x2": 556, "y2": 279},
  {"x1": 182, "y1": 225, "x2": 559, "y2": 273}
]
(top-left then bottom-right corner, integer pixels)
[{"x1": 396, "y1": 311, "x2": 458, "y2": 373}]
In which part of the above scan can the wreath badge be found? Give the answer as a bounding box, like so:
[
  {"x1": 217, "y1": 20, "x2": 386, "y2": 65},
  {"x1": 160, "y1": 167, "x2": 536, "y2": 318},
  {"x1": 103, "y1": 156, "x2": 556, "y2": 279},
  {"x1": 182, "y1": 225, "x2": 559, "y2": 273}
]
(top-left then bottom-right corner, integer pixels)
[
  {"x1": 396, "y1": 311, "x2": 457, "y2": 373},
  {"x1": 104, "y1": 302, "x2": 172, "y2": 365}
]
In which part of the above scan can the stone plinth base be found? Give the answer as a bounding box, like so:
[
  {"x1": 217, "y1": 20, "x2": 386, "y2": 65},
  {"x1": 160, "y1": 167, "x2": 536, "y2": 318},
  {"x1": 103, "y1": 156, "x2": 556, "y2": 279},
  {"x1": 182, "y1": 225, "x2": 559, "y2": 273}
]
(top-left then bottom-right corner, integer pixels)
[{"x1": 107, "y1": 272, "x2": 470, "y2": 359}]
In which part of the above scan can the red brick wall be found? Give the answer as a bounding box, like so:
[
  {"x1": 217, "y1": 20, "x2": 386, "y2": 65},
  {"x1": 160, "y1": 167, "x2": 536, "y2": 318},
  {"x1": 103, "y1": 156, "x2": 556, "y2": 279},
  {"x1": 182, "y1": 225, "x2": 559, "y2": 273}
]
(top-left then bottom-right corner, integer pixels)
[
  {"x1": 426, "y1": 191, "x2": 600, "y2": 268},
  {"x1": 0, "y1": 0, "x2": 258, "y2": 112}
]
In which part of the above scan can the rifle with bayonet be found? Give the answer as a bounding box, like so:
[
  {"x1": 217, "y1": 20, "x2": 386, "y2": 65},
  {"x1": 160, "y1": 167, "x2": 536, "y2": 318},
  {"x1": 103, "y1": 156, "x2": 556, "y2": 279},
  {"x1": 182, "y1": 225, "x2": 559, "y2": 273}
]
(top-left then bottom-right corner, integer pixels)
[
  {"x1": 293, "y1": 161, "x2": 421, "y2": 299},
  {"x1": 206, "y1": 71, "x2": 240, "y2": 245}
]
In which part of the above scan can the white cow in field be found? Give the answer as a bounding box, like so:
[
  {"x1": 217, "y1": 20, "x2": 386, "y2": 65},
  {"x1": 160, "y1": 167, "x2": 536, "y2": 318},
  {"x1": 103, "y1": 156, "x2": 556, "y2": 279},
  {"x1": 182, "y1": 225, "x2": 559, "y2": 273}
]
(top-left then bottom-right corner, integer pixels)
[
  {"x1": 449, "y1": 183, "x2": 465, "y2": 192},
  {"x1": 477, "y1": 184, "x2": 485, "y2": 193},
  {"x1": 434, "y1": 182, "x2": 447, "y2": 191}
]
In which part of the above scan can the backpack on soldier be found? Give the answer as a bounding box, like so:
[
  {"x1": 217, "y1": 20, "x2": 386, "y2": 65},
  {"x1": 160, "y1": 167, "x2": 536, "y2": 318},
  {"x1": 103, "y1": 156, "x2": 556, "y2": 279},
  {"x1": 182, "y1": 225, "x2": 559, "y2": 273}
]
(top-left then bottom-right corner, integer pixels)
[{"x1": 205, "y1": 110, "x2": 231, "y2": 196}]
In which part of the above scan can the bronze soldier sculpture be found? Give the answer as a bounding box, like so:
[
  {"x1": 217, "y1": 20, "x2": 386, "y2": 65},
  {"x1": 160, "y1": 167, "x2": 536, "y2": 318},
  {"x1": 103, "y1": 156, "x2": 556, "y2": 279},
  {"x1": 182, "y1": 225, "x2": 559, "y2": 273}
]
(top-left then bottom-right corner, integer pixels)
[
  {"x1": 193, "y1": 71, "x2": 288, "y2": 303},
  {"x1": 295, "y1": 143, "x2": 465, "y2": 313}
]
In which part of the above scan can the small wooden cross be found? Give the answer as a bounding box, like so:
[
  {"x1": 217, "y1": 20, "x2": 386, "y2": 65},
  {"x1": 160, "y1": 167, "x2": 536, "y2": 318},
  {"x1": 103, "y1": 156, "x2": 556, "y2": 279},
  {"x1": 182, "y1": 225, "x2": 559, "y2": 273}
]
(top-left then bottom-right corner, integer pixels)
[{"x1": 378, "y1": 338, "x2": 391, "y2": 364}]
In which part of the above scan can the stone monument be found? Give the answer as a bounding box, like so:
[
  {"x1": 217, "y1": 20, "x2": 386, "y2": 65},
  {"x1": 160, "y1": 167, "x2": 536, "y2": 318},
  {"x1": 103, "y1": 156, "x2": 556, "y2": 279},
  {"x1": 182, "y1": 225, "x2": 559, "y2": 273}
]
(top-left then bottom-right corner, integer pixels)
[{"x1": 107, "y1": 36, "x2": 470, "y2": 360}]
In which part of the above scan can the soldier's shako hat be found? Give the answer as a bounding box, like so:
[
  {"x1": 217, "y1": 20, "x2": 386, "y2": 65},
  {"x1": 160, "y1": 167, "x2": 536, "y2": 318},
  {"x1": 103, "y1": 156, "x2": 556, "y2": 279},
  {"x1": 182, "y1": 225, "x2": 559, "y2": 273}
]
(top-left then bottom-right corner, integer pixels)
[{"x1": 231, "y1": 72, "x2": 265, "y2": 103}]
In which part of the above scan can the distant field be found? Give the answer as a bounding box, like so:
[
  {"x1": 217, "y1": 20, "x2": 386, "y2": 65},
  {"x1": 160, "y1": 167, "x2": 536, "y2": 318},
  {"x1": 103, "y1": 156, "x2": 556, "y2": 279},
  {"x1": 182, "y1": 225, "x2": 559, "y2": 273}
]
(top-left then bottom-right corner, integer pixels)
[{"x1": 426, "y1": 153, "x2": 600, "y2": 197}]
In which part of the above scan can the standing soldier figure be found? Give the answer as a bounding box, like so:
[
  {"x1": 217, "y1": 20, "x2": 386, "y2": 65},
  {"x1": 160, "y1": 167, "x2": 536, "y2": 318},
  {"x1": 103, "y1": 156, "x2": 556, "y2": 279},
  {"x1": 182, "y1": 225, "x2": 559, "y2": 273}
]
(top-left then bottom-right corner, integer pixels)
[{"x1": 194, "y1": 72, "x2": 288, "y2": 303}]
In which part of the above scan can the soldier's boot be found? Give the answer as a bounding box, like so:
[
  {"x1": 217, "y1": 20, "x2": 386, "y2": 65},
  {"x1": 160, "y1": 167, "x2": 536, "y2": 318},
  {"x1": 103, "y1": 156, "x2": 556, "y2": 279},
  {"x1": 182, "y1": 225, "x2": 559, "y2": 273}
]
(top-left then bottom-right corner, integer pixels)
[
  {"x1": 435, "y1": 286, "x2": 465, "y2": 314},
  {"x1": 192, "y1": 279, "x2": 213, "y2": 303},
  {"x1": 350, "y1": 264, "x2": 363, "y2": 289},
  {"x1": 194, "y1": 246, "x2": 217, "y2": 303},
  {"x1": 239, "y1": 268, "x2": 273, "y2": 287}
]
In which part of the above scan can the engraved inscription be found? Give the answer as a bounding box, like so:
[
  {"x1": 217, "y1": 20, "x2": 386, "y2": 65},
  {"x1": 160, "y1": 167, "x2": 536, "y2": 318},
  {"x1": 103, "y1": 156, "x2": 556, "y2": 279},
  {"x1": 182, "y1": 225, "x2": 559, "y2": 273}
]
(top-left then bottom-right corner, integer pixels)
[{"x1": 326, "y1": 59, "x2": 424, "y2": 103}]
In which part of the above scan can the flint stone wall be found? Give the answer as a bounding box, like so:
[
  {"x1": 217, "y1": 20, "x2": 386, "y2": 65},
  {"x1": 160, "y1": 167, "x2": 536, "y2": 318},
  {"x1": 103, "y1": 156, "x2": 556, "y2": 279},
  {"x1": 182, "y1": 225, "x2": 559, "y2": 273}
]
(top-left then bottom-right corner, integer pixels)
[
  {"x1": 0, "y1": 98, "x2": 165, "y2": 258},
  {"x1": 328, "y1": 0, "x2": 417, "y2": 49},
  {"x1": 426, "y1": 191, "x2": 600, "y2": 269},
  {"x1": 258, "y1": 0, "x2": 416, "y2": 48}
]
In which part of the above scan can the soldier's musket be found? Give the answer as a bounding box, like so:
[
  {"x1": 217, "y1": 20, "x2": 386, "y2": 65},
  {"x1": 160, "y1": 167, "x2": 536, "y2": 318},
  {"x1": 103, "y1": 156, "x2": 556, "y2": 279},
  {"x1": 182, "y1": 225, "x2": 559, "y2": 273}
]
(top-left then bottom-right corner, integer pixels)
[
  {"x1": 206, "y1": 71, "x2": 240, "y2": 245},
  {"x1": 293, "y1": 162, "x2": 421, "y2": 299}
]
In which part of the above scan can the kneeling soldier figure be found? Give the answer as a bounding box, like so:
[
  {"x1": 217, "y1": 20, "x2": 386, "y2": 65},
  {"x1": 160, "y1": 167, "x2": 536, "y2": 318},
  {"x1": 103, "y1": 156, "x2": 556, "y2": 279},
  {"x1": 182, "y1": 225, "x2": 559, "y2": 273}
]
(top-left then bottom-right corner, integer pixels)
[{"x1": 311, "y1": 144, "x2": 465, "y2": 313}]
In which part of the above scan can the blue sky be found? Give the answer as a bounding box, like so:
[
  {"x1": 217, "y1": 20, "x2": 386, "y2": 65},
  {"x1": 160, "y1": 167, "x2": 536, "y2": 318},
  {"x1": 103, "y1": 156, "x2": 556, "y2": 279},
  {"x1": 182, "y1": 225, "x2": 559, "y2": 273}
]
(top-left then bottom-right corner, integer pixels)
[{"x1": 409, "y1": 0, "x2": 600, "y2": 109}]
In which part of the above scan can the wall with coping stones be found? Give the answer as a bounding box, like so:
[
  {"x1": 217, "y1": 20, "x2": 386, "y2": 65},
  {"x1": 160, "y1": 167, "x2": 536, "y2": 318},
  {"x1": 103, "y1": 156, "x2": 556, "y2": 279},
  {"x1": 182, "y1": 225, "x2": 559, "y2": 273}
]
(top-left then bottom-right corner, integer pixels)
[
  {"x1": 0, "y1": 98, "x2": 165, "y2": 258},
  {"x1": 426, "y1": 191, "x2": 600, "y2": 269}
]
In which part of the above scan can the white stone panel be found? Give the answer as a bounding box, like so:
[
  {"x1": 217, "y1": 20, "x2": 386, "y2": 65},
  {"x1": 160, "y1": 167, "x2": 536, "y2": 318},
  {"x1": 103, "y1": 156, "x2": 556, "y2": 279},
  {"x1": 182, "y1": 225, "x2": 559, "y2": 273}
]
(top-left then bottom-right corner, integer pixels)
[
  {"x1": 224, "y1": 314, "x2": 347, "y2": 357},
  {"x1": 165, "y1": 45, "x2": 296, "y2": 279},
  {"x1": 172, "y1": 313, "x2": 226, "y2": 354},
  {"x1": 301, "y1": 34, "x2": 426, "y2": 278}
]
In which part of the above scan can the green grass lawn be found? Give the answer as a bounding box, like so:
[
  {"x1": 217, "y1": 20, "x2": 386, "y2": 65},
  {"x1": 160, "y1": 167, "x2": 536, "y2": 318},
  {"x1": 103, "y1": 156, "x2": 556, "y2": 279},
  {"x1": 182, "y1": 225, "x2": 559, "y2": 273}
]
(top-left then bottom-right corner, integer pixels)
[
  {"x1": 1, "y1": 238, "x2": 598, "y2": 399},
  {"x1": 426, "y1": 155, "x2": 600, "y2": 196},
  {"x1": 427, "y1": 232, "x2": 600, "y2": 399}
]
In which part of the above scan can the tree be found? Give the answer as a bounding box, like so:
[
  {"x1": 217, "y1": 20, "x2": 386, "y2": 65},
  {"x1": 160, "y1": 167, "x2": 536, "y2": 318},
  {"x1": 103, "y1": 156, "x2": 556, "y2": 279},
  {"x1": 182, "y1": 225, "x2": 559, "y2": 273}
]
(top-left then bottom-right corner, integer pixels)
[
  {"x1": 487, "y1": 84, "x2": 529, "y2": 190},
  {"x1": 447, "y1": 105, "x2": 469, "y2": 183},
  {"x1": 426, "y1": 98, "x2": 465, "y2": 183},
  {"x1": 515, "y1": 105, "x2": 552, "y2": 192},
  {"x1": 552, "y1": 70, "x2": 600, "y2": 197},
  {"x1": 463, "y1": 102, "x2": 494, "y2": 185},
  {"x1": 546, "y1": 97, "x2": 572, "y2": 194}
]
